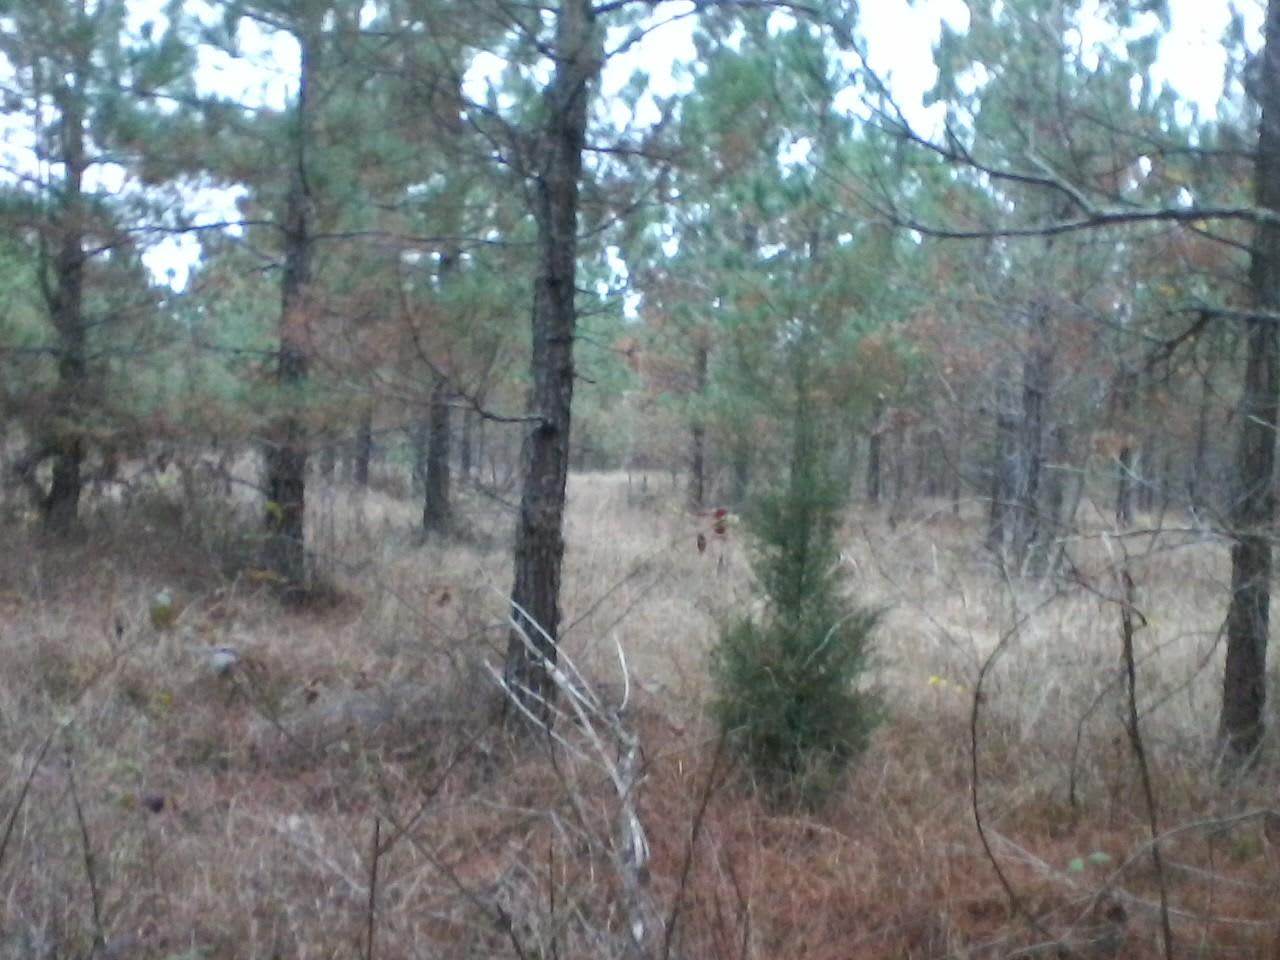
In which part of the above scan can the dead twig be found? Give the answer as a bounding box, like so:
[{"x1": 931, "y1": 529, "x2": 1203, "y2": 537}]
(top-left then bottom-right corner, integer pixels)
[
  {"x1": 65, "y1": 739, "x2": 106, "y2": 954},
  {"x1": 1111, "y1": 542, "x2": 1174, "y2": 960}
]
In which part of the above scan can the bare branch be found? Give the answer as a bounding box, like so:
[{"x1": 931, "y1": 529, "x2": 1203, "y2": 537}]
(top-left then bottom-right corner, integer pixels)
[{"x1": 878, "y1": 201, "x2": 1271, "y2": 240}]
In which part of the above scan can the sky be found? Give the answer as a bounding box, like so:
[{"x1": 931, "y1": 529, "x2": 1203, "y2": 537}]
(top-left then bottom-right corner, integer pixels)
[{"x1": 87, "y1": 1, "x2": 1271, "y2": 287}]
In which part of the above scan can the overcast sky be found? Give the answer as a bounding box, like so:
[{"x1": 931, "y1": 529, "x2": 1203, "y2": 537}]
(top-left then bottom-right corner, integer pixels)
[{"x1": 116, "y1": 0, "x2": 1262, "y2": 287}]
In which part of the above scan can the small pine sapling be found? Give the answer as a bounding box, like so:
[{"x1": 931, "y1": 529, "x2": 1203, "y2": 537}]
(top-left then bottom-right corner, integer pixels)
[{"x1": 712, "y1": 377, "x2": 880, "y2": 806}]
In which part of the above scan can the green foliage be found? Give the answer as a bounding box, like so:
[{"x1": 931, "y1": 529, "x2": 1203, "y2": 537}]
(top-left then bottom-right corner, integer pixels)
[{"x1": 712, "y1": 382, "x2": 880, "y2": 806}]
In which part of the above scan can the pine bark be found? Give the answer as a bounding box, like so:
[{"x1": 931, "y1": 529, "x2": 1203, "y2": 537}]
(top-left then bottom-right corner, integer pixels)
[
  {"x1": 1220, "y1": 0, "x2": 1280, "y2": 763},
  {"x1": 263, "y1": 27, "x2": 316, "y2": 593},
  {"x1": 504, "y1": 0, "x2": 598, "y2": 726},
  {"x1": 422, "y1": 376, "x2": 452, "y2": 535},
  {"x1": 41, "y1": 23, "x2": 90, "y2": 534}
]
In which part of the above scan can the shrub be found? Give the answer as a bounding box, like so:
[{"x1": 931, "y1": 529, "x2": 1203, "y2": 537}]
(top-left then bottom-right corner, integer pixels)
[{"x1": 711, "y1": 390, "x2": 880, "y2": 806}]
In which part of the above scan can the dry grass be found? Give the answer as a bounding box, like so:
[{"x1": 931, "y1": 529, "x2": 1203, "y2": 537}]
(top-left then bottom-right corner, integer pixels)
[{"x1": 1, "y1": 471, "x2": 1278, "y2": 958}]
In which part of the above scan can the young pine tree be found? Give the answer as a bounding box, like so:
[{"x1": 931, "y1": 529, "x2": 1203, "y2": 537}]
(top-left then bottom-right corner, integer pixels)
[{"x1": 712, "y1": 368, "x2": 880, "y2": 805}]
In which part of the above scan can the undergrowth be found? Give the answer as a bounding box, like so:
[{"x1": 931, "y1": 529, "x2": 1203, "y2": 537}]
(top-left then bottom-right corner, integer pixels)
[{"x1": 0, "y1": 469, "x2": 1276, "y2": 958}]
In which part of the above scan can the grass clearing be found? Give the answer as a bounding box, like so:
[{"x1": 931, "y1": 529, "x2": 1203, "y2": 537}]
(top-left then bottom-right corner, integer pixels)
[{"x1": 0, "y1": 471, "x2": 1275, "y2": 958}]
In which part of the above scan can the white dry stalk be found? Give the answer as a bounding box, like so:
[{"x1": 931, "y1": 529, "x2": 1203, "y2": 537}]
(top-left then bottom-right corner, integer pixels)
[{"x1": 488, "y1": 598, "x2": 658, "y2": 958}]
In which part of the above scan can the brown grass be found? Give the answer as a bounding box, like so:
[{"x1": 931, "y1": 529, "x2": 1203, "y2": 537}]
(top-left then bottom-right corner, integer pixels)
[{"x1": 0, "y1": 472, "x2": 1277, "y2": 958}]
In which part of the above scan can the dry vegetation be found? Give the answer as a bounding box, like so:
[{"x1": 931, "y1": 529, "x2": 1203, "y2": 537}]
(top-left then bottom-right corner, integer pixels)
[{"x1": 2, "y1": 469, "x2": 1279, "y2": 959}]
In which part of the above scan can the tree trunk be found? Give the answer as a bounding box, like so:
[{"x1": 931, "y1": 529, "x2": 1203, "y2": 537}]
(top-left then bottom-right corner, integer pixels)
[
  {"x1": 423, "y1": 376, "x2": 452, "y2": 535},
  {"x1": 1218, "y1": 1, "x2": 1280, "y2": 768},
  {"x1": 867, "y1": 394, "x2": 884, "y2": 504},
  {"x1": 504, "y1": 0, "x2": 598, "y2": 727},
  {"x1": 1189, "y1": 366, "x2": 1213, "y2": 513},
  {"x1": 41, "y1": 35, "x2": 89, "y2": 535},
  {"x1": 1011, "y1": 304, "x2": 1051, "y2": 569},
  {"x1": 1219, "y1": 0, "x2": 1280, "y2": 766},
  {"x1": 987, "y1": 374, "x2": 1017, "y2": 554},
  {"x1": 688, "y1": 340, "x2": 708, "y2": 512},
  {"x1": 263, "y1": 29, "x2": 316, "y2": 593}
]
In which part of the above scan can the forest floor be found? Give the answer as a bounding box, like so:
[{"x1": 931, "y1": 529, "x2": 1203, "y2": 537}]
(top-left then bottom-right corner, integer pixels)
[{"x1": 1, "y1": 469, "x2": 1278, "y2": 959}]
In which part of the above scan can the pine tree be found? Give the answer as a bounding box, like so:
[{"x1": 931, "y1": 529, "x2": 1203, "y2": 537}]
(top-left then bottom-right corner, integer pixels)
[
  {"x1": 713, "y1": 351, "x2": 880, "y2": 806},
  {"x1": 0, "y1": 0, "x2": 196, "y2": 532}
]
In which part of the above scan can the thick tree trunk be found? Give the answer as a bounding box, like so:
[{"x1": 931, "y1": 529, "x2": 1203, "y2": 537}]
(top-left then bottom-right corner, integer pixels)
[
  {"x1": 504, "y1": 0, "x2": 598, "y2": 727},
  {"x1": 41, "y1": 43, "x2": 89, "y2": 535},
  {"x1": 1220, "y1": 0, "x2": 1280, "y2": 766},
  {"x1": 688, "y1": 340, "x2": 708, "y2": 512},
  {"x1": 263, "y1": 31, "x2": 316, "y2": 593},
  {"x1": 422, "y1": 244, "x2": 458, "y2": 529},
  {"x1": 423, "y1": 376, "x2": 452, "y2": 535},
  {"x1": 45, "y1": 269, "x2": 86, "y2": 534}
]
